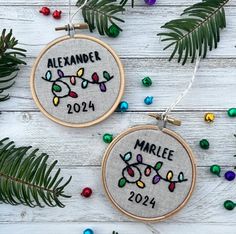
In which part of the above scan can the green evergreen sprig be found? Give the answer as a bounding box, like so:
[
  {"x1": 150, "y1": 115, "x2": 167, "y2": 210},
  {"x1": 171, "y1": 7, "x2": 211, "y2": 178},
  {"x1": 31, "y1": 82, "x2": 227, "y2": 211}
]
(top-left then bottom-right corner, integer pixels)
[
  {"x1": 158, "y1": 0, "x2": 230, "y2": 65},
  {"x1": 120, "y1": 0, "x2": 135, "y2": 8},
  {"x1": 0, "y1": 138, "x2": 72, "y2": 208},
  {"x1": 0, "y1": 29, "x2": 26, "y2": 101},
  {"x1": 76, "y1": 0, "x2": 125, "y2": 37}
]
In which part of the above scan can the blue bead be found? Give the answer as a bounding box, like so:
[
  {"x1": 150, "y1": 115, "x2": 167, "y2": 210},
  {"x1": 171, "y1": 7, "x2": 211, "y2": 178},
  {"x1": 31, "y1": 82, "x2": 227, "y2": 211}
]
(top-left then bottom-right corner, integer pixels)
[
  {"x1": 119, "y1": 101, "x2": 129, "y2": 112},
  {"x1": 224, "y1": 171, "x2": 236, "y2": 181},
  {"x1": 83, "y1": 228, "x2": 94, "y2": 234},
  {"x1": 144, "y1": 96, "x2": 153, "y2": 105}
]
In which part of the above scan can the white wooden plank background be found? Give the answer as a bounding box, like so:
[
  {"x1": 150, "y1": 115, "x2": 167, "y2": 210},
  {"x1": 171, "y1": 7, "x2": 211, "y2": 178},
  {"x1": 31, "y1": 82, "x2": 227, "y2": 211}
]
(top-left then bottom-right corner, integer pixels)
[{"x1": 0, "y1": 0, "x2": 236, "y2": 233}]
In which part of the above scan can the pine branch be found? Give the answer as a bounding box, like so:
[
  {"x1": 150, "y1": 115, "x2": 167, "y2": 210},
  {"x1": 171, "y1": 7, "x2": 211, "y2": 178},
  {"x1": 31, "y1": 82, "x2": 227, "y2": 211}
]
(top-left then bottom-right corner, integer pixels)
[
  {"x1": 157, "y1": 0, "x2": 230, "y2": 65},
  {"x1": 0, "y1": 29, "x2": 26, "y2": 101},
  {"x1": 0, "y1": 138, "x2": 72, "y2": 208},
  {"x1": 76, "y1": 0, "x2": 125, "y2": 36},
  {"x1": 120, "y1": 0, "x2": 135, "y2": 8}
]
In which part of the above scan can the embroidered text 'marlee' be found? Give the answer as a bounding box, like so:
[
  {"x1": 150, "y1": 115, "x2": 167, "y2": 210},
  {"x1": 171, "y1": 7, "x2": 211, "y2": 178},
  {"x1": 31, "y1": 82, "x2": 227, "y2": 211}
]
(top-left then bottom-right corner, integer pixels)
[{"x1": 134, "y1": 139, "x2": 175, "y2": 161}]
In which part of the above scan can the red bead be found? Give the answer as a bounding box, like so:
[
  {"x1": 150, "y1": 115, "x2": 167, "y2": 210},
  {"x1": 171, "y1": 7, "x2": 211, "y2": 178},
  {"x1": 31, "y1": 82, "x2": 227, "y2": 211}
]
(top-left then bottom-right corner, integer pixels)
[
  {"x1": 39, "y1": 7, "x2": 51, "y2": 16},
  {"x1": 81, "y1": 187, "x2": 93, "y2": 198},
  {"x1": 53, "y1": 10, "x2": 62, "y2": 19}
]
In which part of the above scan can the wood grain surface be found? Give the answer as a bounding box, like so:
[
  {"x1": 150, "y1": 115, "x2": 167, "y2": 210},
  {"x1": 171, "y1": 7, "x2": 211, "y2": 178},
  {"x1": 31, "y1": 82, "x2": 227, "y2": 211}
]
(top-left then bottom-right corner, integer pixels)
[{"x1": 0, "y1": 0, "x2": 236, "y2": 233}]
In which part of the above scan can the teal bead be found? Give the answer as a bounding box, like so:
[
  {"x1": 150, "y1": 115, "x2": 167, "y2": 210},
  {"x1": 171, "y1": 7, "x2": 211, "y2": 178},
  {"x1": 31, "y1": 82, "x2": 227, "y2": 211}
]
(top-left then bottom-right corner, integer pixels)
[
  {"x1": 103, "y1": 133, "x2": 113, "y2": 143},
  {"x1": 224, "y1": 200, "x2": 235, "y2": 211},
  {"x1": 227, "y1": 108, "x2": 236, "y2": 117},
  {"x1": 119, "y1": 101, "x2": 128, "y2": 112},
  {"x1": 83, "y1": 228, "x2": 94, "y2": 234},
  {"x1": 107, "y1": 25, "x2": 120, "y2": 38},
  {"x1": 142, "y1": 77, "x2": 152, "y2": 87},
  {"x1": 144, "y1": 96, "x2": 153, "y2": 105},
  {"x1": 199, "y1": 139, "x2": 209, "y2": 149}
]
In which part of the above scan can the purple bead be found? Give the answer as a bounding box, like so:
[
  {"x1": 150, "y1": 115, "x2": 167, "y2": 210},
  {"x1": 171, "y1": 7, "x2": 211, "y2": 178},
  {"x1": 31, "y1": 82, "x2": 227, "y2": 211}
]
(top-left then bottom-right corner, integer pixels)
[
  {"x1": 144, "y1": 0, "x2": 157, "y2": 5},
  {"x1": 224, "y1": 171, "x2": 236, "y2": 181}
]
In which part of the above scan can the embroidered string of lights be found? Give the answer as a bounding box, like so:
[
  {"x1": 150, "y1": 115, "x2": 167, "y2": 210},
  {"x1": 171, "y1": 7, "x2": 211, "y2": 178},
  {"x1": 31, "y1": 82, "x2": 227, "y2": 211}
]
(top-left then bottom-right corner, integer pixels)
[
  {"x1": 31, "y1": 0, "x2": 125, "y2": 128},
  {"x1": 102, "y1": 58, "x2": 201, "y2": 221}
]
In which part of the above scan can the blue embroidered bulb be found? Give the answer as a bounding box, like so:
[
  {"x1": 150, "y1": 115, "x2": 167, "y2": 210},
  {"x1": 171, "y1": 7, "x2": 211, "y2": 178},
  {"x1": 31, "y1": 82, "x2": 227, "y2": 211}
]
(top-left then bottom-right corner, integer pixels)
[
  {"x1": 144, "y1": 96, "x2": 153, "y2": 105},
  {"x1": 119, "y1": 101, "x2": 129, "y2": 112},
  {"x1": 83, "y1": 228, "x2": 94, "y2": 234}
]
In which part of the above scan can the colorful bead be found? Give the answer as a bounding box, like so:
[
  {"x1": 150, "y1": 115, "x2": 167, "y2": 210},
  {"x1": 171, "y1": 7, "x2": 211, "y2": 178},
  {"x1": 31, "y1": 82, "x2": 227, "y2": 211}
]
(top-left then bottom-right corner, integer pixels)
[
  {"x1": 39, "y1": 7, "x2": 51, "y2": 16},
  {"x1": 199, "y1": 139, "x2": 210, "y2": 149},
  {"x1": 142, "y1": 77, "x2": 152, "y2": 87},
  {"x1": 119, "y1": 101, "x2": 128, "y2": 112},
  {"x1": 210, "y1": 164, "x2": 221, "y2": 177},
  {"x1": 224, "y1": 171, "x2": 236, "y2": 181},
  {"x1": 83, "y1": 228, "x2": 94, "y2": 234},
  {"x1": 144, "y1": 96, "x2": 153, "y2": 105},
  {"x1": 103, "y1": 133, "x2": 113, "y2": 143},
  {"x1": 227, "y1": 108, "x2": 236, "y2": 117},
  {"x1": 204, "y1": 113, "x2": 215, "y2": 123},
  {"x1": 52, "y1": 10, "x2": 62, "y2": 19},
  {"x1": 224, "y1": 200, "x2": 235, "y2": 211},
  {"x1": 81, "y1": 187, "x2": 93, "y2": 198},
  {"x1": 144, "y1": 0, "x2": 157, "y2": 5},
  {"x1": 108, "y1": 25, "x2": 120, "y2": 38}
]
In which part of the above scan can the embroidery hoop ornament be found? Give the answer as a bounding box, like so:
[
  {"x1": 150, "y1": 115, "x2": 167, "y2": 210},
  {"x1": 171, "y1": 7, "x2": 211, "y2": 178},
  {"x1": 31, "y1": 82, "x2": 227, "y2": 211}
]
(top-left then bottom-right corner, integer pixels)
[
  {"x1": 30, "y1": 1, "x2": 125, "y2": 128},
  {"x1": 102, "y1": 59, "x2": 201, "y2": 222}
]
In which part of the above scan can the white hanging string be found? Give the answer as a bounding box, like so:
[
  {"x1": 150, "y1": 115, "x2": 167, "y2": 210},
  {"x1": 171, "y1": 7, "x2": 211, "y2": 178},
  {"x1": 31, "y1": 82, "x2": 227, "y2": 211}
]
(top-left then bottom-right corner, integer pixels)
[
  {"x1": 68, "y1": 0, "x2": 200, "y2": 120},
  {"x1": 162, "y1": 56, "x2": 201, "y2": 119},
  {"x1": 68, "y1": 0, "x2": 88, "y2": 35},
  {"x1": 68, "y1": 0, "x2": 88, "y2": 24}
]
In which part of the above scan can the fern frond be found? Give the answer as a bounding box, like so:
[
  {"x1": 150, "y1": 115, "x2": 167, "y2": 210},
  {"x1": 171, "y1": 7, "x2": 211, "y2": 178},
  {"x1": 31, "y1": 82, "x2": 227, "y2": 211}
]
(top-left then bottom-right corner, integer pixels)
[
  {"x1": 76, "y1": 0, "x2": 125, "y2": 36},
  {"x1": 0, "y1": 29, "x2": 26, "y2": 101},
  {"x1": 0, "y1": 138, "x2": 72, "y2": 208},
  {"x1": 157, "y1": 0, "x2": 229, "y2": 65}
]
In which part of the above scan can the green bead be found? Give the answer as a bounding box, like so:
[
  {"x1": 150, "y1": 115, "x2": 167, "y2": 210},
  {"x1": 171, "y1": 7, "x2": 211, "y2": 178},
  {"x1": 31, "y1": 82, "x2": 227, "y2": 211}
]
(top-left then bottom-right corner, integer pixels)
[
  {"x1": 107, "y1": 25, "x2": 120, "y2": 38},
  {"x1": 103, "y1": 133, "x2": 113, "y2": 143},
  {"x1": 142, "y1": 77, "x2": 152, "y2": 87},
  {"x1": 199, "y1": 139, "x2": 210, "y2": 149},
  {"x1": 227, "y1": 108, "x2": 236, "y2": 117},
  {"x1": 224, "y1": 200, "x2": 235, "y2": 210},
  {"x1": 210, "y1": 164, "x2": 221, "y2": 177}
]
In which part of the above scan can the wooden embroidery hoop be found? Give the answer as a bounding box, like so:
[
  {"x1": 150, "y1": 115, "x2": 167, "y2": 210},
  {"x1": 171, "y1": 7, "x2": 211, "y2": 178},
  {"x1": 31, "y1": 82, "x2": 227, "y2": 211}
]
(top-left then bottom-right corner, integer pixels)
[
  {"x1": 102, "y1": 124, "x2": 196, "y2": 222},
  {"x1": 30, "y1": 34, "x2": 125, "y2": 128}
]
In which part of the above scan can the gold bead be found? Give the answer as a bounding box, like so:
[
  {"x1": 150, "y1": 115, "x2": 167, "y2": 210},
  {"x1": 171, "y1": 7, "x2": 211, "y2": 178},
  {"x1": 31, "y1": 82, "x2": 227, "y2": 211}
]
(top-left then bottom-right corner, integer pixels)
[{"x1": 204, "y1": 113, "x2": 215, "y2": 123}]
